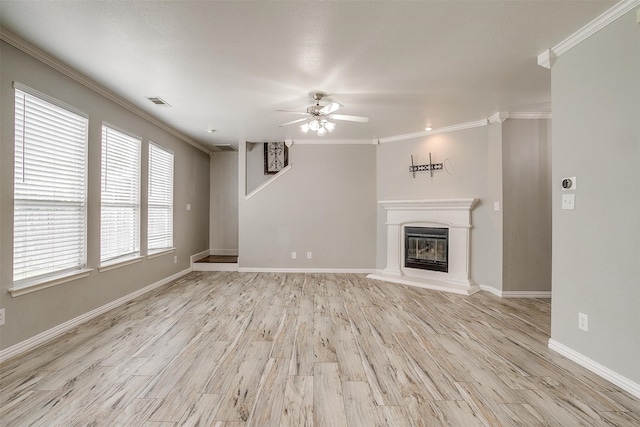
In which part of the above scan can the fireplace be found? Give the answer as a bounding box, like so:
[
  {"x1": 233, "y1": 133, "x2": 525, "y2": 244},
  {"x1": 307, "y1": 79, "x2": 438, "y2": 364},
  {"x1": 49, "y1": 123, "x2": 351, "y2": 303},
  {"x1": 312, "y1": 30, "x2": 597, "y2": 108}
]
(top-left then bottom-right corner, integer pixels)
[
  {"x1": 404, "y1": 227, "x2": 448, "y2": 272},
  {"x1": 368, "y1": 198, "x2": 479, "y2": 295}
]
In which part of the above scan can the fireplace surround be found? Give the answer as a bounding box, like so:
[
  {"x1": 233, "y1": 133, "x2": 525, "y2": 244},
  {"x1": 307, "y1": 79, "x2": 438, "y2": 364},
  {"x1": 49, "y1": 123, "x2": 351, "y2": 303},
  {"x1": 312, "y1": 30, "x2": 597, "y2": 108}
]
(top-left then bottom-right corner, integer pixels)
[{"x1": 368, "y1": 198, "x2": 480, "y2": 295}]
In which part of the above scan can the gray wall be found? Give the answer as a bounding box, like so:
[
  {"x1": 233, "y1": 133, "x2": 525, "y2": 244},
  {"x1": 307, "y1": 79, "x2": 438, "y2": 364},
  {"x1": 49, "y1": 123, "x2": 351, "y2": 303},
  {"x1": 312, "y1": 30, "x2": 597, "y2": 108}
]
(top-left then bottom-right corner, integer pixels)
[
  {"x1": 551, "y1": 10, "x2": 639, "y2": 384},
  {"x1": 210, "y1": 151, "x2": 239, "y2": 253},
  {"x1": 503, "y1": 119, "x2": 552, "y2": 292},
  {"x1": 0, "y1": 41, "x2": 210, "y2": 350},
  {"x1": 238, "y1": 143, "x2": 377, "y2": 269},
  {"x1": 375, "y1": 126, "x2": 503, "y2": 290}
]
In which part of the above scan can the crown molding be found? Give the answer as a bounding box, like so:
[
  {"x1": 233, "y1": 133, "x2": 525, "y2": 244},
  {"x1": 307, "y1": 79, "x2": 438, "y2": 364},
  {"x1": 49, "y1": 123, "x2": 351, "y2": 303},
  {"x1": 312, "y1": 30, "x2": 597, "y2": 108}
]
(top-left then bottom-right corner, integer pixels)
[
  {"x1": 0, "y1": 28, "x2": 211, "y2": 154},
  {"x1": 537, "y1": 49, "x2": 555, "y2": 69},
  {"x1": 488, "y1": 112, "x2": 510, "y2": 124},
  {"x1": 378, "y1": 119, "x2": 489, "y2": 144},
  {"x1": 509, "y1": 112, "x2": 552, "y2": 120},
  {"x1": 378, "y1": 110, "x2": 551, "y2": 144},
  {"x1": 292, "y1": 139, "x2": 376, "y2": 145},
  {"x1": 538, "y1": 0, "x2": 640, "y2": 69}
]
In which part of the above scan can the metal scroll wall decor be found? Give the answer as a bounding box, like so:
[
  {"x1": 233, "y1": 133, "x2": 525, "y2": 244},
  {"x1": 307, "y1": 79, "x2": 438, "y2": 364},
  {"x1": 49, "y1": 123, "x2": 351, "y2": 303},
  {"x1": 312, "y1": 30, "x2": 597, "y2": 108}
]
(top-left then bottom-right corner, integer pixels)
[{"x1": 264, "y1": 142, "x2": 288, "y2": 175}]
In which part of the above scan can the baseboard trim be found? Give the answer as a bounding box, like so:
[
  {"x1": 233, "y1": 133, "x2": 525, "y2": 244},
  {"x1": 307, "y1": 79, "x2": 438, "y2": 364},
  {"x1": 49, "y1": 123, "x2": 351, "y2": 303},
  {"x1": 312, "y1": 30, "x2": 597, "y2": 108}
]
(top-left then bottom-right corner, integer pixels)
[
  {"x1": 479, "y1": 285, "x2": 551, "y2": 298},
  {"x1": 190, "y1": 249, "x2": 211, "y2": 264},
  {"x1": 209, "y1": 249, "x2": 239, "y2": 256},
  {"x1": 480, "y1": 285, "x2": 503, "y2": 297},
  {"x1": 502, "y1": 290, "x2": 551, "y2": 298},
  {"x1": 548, "y1": 339, "x2": 640, "y2": 399},
  {"x1": 193, "y1": 263, "x2": 238, "y2": 272},
  {"x1": 0, "y1": 267, "x2": 192, "y2": 364},
  {"x1": 238, "y1": 267, "x2": 375, "y2": 274}
]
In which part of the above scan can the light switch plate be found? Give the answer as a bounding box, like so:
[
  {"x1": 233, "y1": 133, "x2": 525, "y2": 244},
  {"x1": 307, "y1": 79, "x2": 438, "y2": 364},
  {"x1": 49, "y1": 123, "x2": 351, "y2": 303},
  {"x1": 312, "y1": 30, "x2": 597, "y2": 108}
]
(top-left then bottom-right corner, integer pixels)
[{"x1": 562, "y1": 194, "x2": 575, "y2": 210}]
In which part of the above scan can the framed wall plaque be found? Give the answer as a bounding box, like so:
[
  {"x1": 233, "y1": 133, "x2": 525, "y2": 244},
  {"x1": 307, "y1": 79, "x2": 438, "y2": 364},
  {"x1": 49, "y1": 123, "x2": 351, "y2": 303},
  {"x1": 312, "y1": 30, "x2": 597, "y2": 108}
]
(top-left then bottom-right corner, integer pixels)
[{"x1": 264, "y1": 142, "x2": 288, "y2": 174}]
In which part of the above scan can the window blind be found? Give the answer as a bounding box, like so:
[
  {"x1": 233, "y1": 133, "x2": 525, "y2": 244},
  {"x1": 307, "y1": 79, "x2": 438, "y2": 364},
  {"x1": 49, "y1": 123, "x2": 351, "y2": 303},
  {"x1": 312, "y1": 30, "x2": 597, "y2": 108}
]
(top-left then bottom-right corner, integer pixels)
[
  {"x1": 148, "y1": 142, "x2": 174, "y2": 253},
  {"x1": 101, "y1": 125, "x2": 141, "y2": 264},
  {"x1": 13, "y1": 87, "x2": 88, "y2": 284}
]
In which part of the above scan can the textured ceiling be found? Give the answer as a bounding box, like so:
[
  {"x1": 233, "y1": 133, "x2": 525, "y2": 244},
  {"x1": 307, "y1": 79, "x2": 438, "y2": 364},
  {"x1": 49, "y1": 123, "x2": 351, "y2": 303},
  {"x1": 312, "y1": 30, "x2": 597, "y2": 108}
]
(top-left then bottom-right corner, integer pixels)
[{"x1": 0, "y1": 1, "x2": 616, "y2": 149}]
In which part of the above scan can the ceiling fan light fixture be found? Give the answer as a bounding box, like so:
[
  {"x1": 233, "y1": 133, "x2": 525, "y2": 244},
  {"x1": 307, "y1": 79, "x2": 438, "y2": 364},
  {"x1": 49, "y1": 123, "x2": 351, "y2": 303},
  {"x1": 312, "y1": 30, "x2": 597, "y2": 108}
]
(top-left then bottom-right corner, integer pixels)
[
  {"x1": 309, "y1": 119, "x2": 320, "y2": 131},
  {"x1": 325, "y1": 121, "x2": 335, "y2": 132},
  {"x1": 277, "y1": 92, "x2": 368, "y2": 136}
]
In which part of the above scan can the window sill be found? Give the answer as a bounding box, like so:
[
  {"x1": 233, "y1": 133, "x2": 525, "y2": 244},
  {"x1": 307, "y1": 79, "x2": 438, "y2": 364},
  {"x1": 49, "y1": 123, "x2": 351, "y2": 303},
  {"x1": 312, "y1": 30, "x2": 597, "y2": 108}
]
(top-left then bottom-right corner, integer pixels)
[
  {"x1": 99, "y1": 256, "x2": 143, "y2": 272},
  {"x1": 146, "y1": 248, "x2": 175, "y2": 259},
  {"x1": 8, "y1": 269, "x2": 94, "y2": 297}
]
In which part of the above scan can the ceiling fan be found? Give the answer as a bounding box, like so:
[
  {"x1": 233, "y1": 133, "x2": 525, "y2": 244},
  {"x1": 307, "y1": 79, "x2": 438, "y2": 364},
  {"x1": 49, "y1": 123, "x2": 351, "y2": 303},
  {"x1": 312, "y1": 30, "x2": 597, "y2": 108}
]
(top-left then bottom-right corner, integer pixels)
[{"x1": 277, "y1": 92, "x2": 369, "y2": 135}]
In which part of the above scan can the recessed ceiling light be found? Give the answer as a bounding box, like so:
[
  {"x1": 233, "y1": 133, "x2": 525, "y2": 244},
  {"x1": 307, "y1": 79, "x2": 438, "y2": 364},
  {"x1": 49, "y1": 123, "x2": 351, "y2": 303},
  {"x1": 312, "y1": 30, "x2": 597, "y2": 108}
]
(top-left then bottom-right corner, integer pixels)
[
  {"x1": 425, "y1": 126, "x2": 433, "y2": 131},
  {"x1": 207, "y1": 129, "x2": 217, "y2": 134}
]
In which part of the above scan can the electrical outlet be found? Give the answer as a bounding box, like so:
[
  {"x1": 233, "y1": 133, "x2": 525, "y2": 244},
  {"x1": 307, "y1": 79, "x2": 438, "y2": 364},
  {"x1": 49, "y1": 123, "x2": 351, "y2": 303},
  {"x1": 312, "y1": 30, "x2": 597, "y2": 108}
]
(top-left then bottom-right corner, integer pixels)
[
  {"x1": 307, "y1": 252, "x2": 312, "y2": 259},
  {"x1": 0, "y1": 309, "x2": 5, "y2": 326},
  {"x1": 578, "y1": 312, "x2": 589, "y2": 332},
  {"x1": 291, "y1": 252, "x2": 297, "y2": 259},
  {"x1": 174, "y1": 255, "x2": 178, "y2": 264}
]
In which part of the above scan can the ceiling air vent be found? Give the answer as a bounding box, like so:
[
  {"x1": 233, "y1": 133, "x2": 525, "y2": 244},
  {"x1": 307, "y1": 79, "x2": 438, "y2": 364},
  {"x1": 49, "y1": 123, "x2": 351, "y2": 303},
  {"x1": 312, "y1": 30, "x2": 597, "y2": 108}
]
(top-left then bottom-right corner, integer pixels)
[
  {"x1": 147, "y1": 97, "x2": 171, "y2": 107},
  {"x1": 212, "y1": 144, "x2": 237, "y2": 152}
]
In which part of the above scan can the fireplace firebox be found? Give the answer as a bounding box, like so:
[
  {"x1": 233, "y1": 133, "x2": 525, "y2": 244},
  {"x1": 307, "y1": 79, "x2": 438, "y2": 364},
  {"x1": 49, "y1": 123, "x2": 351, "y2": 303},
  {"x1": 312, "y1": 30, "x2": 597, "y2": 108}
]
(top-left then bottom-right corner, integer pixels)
[{"x1": 404, "y1": 227, "x2": 449, "y2": 273}]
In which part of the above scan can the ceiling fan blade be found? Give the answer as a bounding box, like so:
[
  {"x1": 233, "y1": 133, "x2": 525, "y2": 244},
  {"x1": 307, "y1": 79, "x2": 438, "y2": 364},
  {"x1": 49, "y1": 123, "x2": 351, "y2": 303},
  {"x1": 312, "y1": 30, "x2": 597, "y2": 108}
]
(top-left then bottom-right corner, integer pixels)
[
  {"x1": 277, "y1": 117, "x2": 309, "y2": 127},
  {"x1": 276, "y1": 110, "x2": 309, "y2": 115},
  {"x1": 330, "y1": 114, "x2": 370, "y2": 123},
  {"x1": 319, "y1": 102, "x2": 343, "y2": 115}
]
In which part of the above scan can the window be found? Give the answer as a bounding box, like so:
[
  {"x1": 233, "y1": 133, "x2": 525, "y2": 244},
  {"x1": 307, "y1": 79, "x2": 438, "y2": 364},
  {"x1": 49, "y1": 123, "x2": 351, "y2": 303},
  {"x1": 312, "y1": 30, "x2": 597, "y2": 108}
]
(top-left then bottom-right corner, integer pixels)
[
  {"x1": 13, "y1": 84, "x2": 88, "y2": 285},
  {"x1": 100, "y1": 125, "x2": 141, "y2": 265},
  {"x1": 148, "y1": 142, "x2": 174, "y2": 254}
]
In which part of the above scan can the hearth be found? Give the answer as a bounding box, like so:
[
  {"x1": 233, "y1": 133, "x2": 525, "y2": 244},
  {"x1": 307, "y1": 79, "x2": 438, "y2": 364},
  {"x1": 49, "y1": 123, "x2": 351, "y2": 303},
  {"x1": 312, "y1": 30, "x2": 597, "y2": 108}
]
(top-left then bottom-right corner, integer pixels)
[{"x1": 404, "y1": 227, "x2": 448, "y2": 272}]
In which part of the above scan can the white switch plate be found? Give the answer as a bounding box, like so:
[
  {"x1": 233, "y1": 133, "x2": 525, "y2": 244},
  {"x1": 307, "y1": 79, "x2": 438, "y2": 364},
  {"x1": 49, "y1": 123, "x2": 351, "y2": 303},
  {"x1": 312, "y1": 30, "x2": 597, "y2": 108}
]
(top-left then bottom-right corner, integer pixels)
[
  {"x1": 186, "y1": 203, "x2": 191, "y2": 211},
  {"x1": 307, "y1": 252, "x2": 312, "y2": 259},
  {"x1": 493, "y1": 201, "x2": 500, "y2": 211},
  {"x1": 0, "y1": 309, "x2": 5, "y2": 326},
  {"x1": 291, "y1": 252, "x2": 297, "y2": 259},
  {"x1": 578, "y1": 312, "x2": 589, "y2": 332},
  {"x1": 562, "y1": 194, "x2": 575, "y2": 210}
]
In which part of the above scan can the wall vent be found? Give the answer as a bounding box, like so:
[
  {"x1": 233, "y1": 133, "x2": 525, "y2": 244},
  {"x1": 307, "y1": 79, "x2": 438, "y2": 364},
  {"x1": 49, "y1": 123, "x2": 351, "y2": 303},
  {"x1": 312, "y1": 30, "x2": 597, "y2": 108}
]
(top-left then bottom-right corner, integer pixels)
[{"x1": 147, "y1": 97, "x2": 170, "y2": 106}]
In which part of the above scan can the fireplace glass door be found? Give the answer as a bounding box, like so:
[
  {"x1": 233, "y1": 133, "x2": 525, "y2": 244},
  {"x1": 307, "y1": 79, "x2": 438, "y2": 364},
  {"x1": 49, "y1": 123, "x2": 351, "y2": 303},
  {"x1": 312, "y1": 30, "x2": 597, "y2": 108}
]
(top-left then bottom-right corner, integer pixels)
[{"x1": 404, "y1": 227, "x2": 448, "y2": 272}]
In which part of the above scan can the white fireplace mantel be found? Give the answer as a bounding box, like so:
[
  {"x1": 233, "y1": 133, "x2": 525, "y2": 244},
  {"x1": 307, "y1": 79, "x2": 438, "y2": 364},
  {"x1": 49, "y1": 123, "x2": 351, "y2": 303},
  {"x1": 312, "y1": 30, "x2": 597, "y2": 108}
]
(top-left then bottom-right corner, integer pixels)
[
  {"x1": 368, "y1": 198, "x2": 480, "y2": 295},
  {"x1": 379, "y1": 198, "x2": 478, "y2": 211}
]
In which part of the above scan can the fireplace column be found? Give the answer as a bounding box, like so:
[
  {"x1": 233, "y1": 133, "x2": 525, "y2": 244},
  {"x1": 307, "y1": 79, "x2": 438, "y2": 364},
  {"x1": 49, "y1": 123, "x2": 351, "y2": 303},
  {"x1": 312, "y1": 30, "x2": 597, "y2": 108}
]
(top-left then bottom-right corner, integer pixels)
[{"x1": 385, "y1": 223, "x2": 402, "y2": 275}]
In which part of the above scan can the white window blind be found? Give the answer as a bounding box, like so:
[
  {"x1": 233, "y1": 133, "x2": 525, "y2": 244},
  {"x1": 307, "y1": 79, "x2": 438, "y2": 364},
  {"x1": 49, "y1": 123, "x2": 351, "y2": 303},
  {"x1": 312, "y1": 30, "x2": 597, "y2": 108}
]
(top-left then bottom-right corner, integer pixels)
[
  {"x1": 13, "y1": 85, "x2": 88, "y2": 285},
  {"x1": 101, "y1": 125, "x2": 141, "y2": 264},
  {"x1": 148, "y1": 142, "x2": 174, "y2": 253}
]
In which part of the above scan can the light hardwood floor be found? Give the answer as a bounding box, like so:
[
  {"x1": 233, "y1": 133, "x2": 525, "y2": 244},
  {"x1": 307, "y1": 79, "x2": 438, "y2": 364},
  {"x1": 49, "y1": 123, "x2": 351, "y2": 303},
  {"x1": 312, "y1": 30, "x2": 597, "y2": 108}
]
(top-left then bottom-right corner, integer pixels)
[{"x1": 1, "y1": 272, "x2": 639, "y2": 426}]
